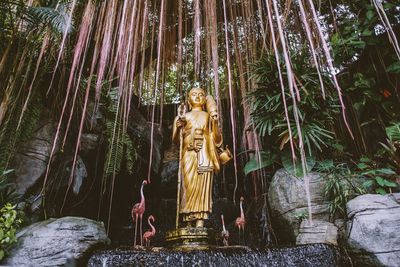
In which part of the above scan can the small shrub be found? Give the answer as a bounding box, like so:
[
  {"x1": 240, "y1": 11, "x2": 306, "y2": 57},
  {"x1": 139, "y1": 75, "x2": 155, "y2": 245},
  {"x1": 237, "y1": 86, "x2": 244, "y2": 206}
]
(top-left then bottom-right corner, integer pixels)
[
  {"x1": 357, "y1": 157, "x2": 399, "y2": 195},
  {"x1": 294, "y1": 210, "x2": 308, "y2": 223},
  {"x1": 316, "y1": 160, "x2": 364, "y2": 219},
  {"x1": 0, "y1": 203, "x2": 23, "y2": 260}
]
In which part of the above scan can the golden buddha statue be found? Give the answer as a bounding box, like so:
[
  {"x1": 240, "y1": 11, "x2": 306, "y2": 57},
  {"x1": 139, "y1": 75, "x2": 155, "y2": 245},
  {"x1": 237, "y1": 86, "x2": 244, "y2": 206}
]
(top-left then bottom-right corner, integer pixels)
[{"x1": 172, "y1": 88, "x2": 231, "y2": 229}]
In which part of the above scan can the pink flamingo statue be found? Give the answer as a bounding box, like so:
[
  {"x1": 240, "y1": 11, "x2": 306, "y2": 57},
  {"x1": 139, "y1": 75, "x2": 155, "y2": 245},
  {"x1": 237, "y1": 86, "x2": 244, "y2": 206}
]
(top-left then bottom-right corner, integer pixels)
[
  {"x1": 143, "y1": 215, "x2": 156, "y2": 247},
  {"x1": 131, "y1": 180, "x2": 147, "y2": 247},
  {"x1": 221, "y1": 214, "x2": 229, "y2": 246},
  {"x1": 235, "y1": 197, "x2": 246, "y2": 244}
]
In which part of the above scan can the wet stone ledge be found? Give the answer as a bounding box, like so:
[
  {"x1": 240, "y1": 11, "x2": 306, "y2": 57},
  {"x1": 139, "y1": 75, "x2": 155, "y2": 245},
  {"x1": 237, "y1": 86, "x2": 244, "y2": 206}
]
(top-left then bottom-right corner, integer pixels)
[{"x1": 87, "y1": 244, "x2": 350, "y2": 267}]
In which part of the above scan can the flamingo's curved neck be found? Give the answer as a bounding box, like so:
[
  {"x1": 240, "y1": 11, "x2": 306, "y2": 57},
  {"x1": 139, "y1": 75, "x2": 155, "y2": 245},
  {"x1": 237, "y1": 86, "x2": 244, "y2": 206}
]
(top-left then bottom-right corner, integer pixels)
[
  {"x1": 140, "y1": 183, "x2": 145, "y2": 205},
  {"x1": 149, "y1": 218, "x2": 156, "y2": 234},
  {"x1": 222, "y1": 216, "x2": 226, "y2": 232},
  {"x1": 240, "y1": 201, "x2": 244, "y2": 219}
]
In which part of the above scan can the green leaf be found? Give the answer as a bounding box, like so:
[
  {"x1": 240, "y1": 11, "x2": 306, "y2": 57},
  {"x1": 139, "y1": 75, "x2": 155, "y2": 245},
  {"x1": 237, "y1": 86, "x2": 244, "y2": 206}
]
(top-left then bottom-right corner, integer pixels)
[
  {"x1": 386, "y1": 62, "x2": 400, "y2": 74},
  {"x1": 360, "y1": 157, "x2": 371, "y2": 163},
  {"x1": 357, "y1": 163, "x2": 368, "y2": 170},
  {"x1": 316, "y1": 159, "x2": 334, "y2": 172},
  {"x1": 375, "y1": 176, "x2": 386, "y2": 187},
  {"x1": 375, "y1": 188, "x2": 387, "y2": 195},
  {"x1": 281, "y1": 153, "x2": 315, "y2": 178},
  {"x1": 351, "y1": 40, "x2": 366, "y2": 49},
  {"x1": 362, "y1": 169, "x2": 378, "y2": 175},
  {"x1": 243, "y1": 151, "x2": 276, "y2": 175},
  {"x1": 332, "y1": 143, "x2": 344, "y2": 152},
  {"x1": 366, "y1": 10, "x2": 375, "y2": 21},
  {"x1": 362, "y1": 180, "x2": 374, "y2": 188},
  {"x1": 362, "y1": 28, "x2": 373, "y2": 37},
  {"x1": 385, "y1": 123, "x2": 400, "y2": 142},
  {"x1": 1, "y1": 169, "x2": 14, "y2": 176},
  {"x1": 384, "y1": 180, "x2": 398, "y2": 188},
  {"x1": 376, "y1": 168, "x2": 396, "y2": 175},
  {"x1": 383, "y1": 3, "x2": 395, "y2": 9}
]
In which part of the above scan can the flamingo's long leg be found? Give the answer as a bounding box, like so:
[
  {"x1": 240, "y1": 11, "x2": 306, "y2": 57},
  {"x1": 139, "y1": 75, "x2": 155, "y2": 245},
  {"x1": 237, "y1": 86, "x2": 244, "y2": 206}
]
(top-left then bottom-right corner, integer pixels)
[
  {"x1": 140, "y1": 215, "x2": 143, "y2": 246},
  {"x1": 134, "y1": 214, "x2": 138, "y2": 247},
  {"x1": 239, "y1": 227, "x2": 241, "y2": 245},
  {"x1": 243, "y1": 226, "x2": 245, "y2": 245}
]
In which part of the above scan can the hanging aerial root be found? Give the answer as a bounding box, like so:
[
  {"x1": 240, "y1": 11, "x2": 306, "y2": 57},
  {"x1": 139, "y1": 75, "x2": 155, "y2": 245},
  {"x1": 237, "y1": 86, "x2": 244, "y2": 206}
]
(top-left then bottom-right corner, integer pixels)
[
  {"x1": 371, "y1": 0, "x2": 400, "y2": 60},
  {"x1": 194, "y1": 0, "x2": 201, "y2": 81},
  {"x1": 46, "y1": 0, "x2": 78, "y2": 96},
  {"x1": 222, "y1": 0, "x2": 239, "y2": 205},
  {"x1": 265, "y1": 0, "x2": 296, "y2": 164},
  {"x1": 270, "y1": 0, "x2": 311, "y2": 222},
  {"x1": 17, "y1": 34, "x2": 50, "y2": 130},
  {"x1": 306, "y1": 0, "x2": 354, "y2": 139},
  {"x1": 296, "y1": 0, "x2": 325, "y2": 99},
  {"x1": 147, "y1": 0, "x2": 166, "y2": 184}
]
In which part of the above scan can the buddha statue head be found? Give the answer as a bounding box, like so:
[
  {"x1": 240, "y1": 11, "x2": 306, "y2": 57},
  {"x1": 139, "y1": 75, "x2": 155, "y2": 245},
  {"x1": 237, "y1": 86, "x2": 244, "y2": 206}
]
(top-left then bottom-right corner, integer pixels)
[{"x1": 188, "y1": 87, "x2": 206, "y2": 109}]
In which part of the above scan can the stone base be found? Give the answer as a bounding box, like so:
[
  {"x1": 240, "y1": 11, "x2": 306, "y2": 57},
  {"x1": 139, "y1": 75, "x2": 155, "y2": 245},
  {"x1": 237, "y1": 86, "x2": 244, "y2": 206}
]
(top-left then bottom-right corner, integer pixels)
[
  {"x1": 296, "y1": 220, "x2": 338, "y2": 246},
  {"x1": 165, "y1": 227, "x2": 215, "y2": 250}
]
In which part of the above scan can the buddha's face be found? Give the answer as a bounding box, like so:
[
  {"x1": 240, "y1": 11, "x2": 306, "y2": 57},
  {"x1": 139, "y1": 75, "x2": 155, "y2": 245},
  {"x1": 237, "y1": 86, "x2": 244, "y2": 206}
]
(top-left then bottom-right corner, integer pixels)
[{"x1": 188, "y1": 88, "x2": 206, "y2": 107}]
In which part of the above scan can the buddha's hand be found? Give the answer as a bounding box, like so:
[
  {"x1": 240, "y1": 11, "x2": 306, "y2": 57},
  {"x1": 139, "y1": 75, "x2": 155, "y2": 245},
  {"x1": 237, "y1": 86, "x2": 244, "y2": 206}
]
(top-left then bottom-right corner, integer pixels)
[
  {"x1": 176, "y1": 118, "x2": 186, "y2": 129},
  {"x1": 210, "y1": 111, "x2": 218, "y2": 121}
]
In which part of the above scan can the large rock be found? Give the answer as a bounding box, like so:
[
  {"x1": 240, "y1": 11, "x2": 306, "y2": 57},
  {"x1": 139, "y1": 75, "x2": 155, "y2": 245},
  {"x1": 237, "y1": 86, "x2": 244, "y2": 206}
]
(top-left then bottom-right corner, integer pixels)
[
  {"x1": 80, "y1": 133, "x2": 100, "y2": 154},
  {"x1": 22, "y1": 153, "x2": 89, "y2": 221},
  {"x1": 12, "y1": 117, "x2": 59, "y2": 196},
  {"x1": 159, "y1": 145, "x2": 179, "y2": 198},
  {"x1": 346, "y1": 193, "x2": 400, "y2": 267},
  {"x1": 5, "y1": 216, "x2": 110, "y2": 266},
  {"x1": 268, "y1": 169, "x2": 330, "y2": 243},
  {"x1": 296, "y1": 220, "x2": 338, "y2": 246},
  {"x1": 71, "y1": 156, "x2": 88, "y2": 195}
]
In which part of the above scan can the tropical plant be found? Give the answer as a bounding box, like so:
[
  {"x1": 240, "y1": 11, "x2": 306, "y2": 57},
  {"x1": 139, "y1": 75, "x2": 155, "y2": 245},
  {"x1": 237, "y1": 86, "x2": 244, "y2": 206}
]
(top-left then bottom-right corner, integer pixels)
[
  {"x1": 281, "y1": 153, "x2": 316, "y2": 178},
  {"x1": 246, "y1": 50, "x2": 340, "y2": 176},
  {"x1": 0, "y1": 169, "x2": 24, "y2": 260},
  {"x1": 357, "y1": 157, "x2": 399, "y2": 195},
  {"x1": 0, "y1": 0, "x2": 74, "y2": 172},
  {"x1": 0, "y1": 203, "x2": 23, "y2": 261},
  {"x1": 103, "y1": 87, "x2": 137, "y2": 176},
  {"x1": 249, "y1": 51, "x2": 339, "y2": 154},
  {"x1": 315, "y1": 160, "x2": 364, "y2": 219},
  {"x1": 294, "y1": 210, "x2": 308, "y2": 223},
  {"x1": 243, "y1": 150, "x2": 277, "y2": 176},
  {"x1": 328, "y1": 0, "x2": 400, "y2": 157},
  {"x1": 379, "y1": 123, "x2": 400, "y2": 170}
]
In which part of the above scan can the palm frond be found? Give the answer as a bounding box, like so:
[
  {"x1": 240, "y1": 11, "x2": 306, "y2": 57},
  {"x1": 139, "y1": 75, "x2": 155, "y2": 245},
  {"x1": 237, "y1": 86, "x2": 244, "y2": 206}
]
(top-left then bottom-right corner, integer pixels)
[
  {"x1": 27, "y1": 3, "x2": 73, "y2": 34},
  {"x1": 385, "y1": 123, "x2": 400, "y2": 143},
  {"x1": 104, "y1": 87, "x2": 137, "y2": 176}
]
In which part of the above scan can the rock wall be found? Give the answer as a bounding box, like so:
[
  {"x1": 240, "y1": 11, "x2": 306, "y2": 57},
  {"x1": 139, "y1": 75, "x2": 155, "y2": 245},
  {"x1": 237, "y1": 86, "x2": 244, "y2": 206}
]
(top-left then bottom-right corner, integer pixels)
[
  {"x1": 268, "y1": 169, "x2": 330, "y2": 243},
  {"x1": 346, "y1": 193, "x2": 400, "y2": 267},
  {"x1": 5, "y1": 216, "x2": 110, "y2": 266}
]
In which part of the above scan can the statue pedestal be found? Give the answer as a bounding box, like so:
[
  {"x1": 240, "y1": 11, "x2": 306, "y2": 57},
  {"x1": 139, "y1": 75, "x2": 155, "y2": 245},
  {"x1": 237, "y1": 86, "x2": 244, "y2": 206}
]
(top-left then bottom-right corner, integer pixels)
[{"x1": 165, "y1": 227, "x2": 215, "y2": 250}]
